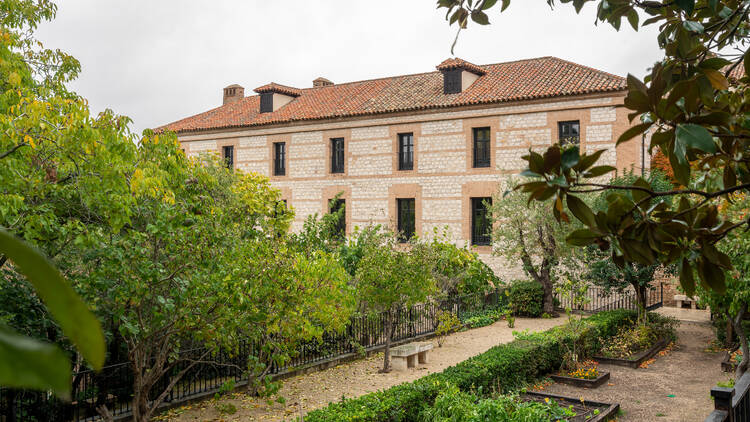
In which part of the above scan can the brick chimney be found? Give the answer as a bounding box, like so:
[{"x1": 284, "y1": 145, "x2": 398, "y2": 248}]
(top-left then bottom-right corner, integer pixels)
[
  {"x1": 313, "y1": 77, "x2": 334, "y2": 87},
  {"x1": 223, "y1": 84, "x2": 245, "y2": 105}
]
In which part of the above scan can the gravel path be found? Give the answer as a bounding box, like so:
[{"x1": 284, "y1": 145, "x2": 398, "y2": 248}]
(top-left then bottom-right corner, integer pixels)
[
  {"x1": 538, "y1": 320, "x2": 727, "y2": 422},
  {"x1": 162, "y1": 316, "x2": 567, "y2": 421}
]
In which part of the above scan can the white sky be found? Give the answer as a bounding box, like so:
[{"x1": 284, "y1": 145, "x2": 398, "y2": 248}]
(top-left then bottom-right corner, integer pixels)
[{"x1": 36, "y1": 1, "x2": 662, "y2": 135}]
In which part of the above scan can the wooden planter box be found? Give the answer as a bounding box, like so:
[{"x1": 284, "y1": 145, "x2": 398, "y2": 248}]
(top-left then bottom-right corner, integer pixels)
[
  {"x1": 522, "y1": 391, "x2": 619, "y2": 422},
  {"x1": 550, "y1": 371, "x2": 610, "y2": 388},
  {"x1": 593, "y1": 337, "x2": 670, "y2": 368}
]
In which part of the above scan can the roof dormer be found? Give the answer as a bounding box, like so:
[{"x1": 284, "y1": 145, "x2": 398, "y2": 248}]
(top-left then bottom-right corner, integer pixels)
[
  {"x1": 253, "y1": 83, "x2": 302, "y2": 113},
  {"x1": 436, "y1": 58, "x2": 486, "y2": 94}
]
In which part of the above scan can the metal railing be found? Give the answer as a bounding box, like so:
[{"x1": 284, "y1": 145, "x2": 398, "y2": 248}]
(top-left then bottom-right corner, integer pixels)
[
  {"x1": 554, "y1": 283, "x2": 664, "y2": 313},
  {"x1": 706, "y1": 369, "x2": 750, "y2": 422}
]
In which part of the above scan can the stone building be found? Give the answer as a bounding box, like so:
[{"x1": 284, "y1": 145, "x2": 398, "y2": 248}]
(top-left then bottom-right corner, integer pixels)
[{"x1": 160, "y1": 57, "x2": 647, "y2": 278}]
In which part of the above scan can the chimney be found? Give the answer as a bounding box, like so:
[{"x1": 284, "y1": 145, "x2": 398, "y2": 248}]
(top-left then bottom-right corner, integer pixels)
[
  {"x1": 313, "y1": 77, "x2": 334, "y2": 87},
  {"x1": 253, "y1": 83, "x2": 302, "y2": 113},
  {"x1": 223, "y1": 84, "x2": 244, "y2": 105},
  {"x1": 435, "y1": 58, "x2": 485, "y2": 94}
]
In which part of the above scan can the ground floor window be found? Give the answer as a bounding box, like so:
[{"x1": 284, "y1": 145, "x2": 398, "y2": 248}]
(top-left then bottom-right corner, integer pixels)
[
  {"x1": 471, "y1": 197, "x2": 492, "y2": 246},
  {"x1": 397, "y1": 198, "x2": 415, "y2": 242}
]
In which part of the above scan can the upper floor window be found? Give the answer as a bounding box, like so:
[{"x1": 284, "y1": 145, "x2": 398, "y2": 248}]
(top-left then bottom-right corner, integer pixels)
[
  {"x1": 329, "y1": 198, "x2": 346, "y2": 238},
  {"x1": 273, "y1": 142, "x2": 286, "y2": 176},
  {"x1": 472, "y1": 127, "x2": 491, "y2": 168},
  {"x1": 331, "y1": 138, "x2": 345, "y2": 173},
  {"x1": 222, "y1": 145, "x2": 234, "y2": 169},
  {"x1": 558, "y1": 120, "x2": 580, "y2": 146},
  {"x1": 398, "y1": 133, "x2": 414, "y2": 171},
  {"x1": 471, "y1": 197, "x2": 492, "y2": 246},
  {"x1": 397, "y1": 198, "x2": 416, "y2": 242}
]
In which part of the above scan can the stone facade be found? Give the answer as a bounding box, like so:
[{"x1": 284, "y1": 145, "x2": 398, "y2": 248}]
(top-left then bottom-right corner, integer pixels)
[{"x1": 178, "y1": 92, "x2": 646, "y2": 280}]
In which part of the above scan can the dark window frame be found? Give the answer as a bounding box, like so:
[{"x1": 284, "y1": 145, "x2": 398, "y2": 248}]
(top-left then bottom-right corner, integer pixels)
[
  {"x1": 472, "y1": 127, "x2": 491, "y2": 168},
  {"x1": 331, "y1": 137, "x2": 345, "y2": 174},
  {"x1": 260, "y1": 92, "x2": 273, "y2": 113},
  {"x1": 398, "y1": 132, "x2": 414, "y2": 171},
  {"x1": 273, "y1": 142, "x2": 286, "y2": 176},
  {"x1": 442, "y1": 69, "x2": 462, "y2": 94},
  {"x1": 329, "y1": 198, "x2": 346, "y2": 237},
  {"x1": 558, "y1": 120, "x2": 581, "y2": 146},
  {"x1": 222, "y1": 145, "x2": 234, "y2": 169},
  {"x1": 471, "y1": 197, "x2": 492, "y2": 246},
  {"x1": 397, "y1": 198, "x2": 416, "y2": 242}
]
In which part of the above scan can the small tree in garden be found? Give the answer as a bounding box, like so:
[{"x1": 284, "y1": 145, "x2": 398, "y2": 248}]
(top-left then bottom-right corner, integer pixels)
[
  {"x1": 556, "y1": 277, "x2": 591, "y2": 372},
  {"x1": 584, "y1": 171, "x2": 675, "y2": 326},
  {"x1": 491, "y1": 178, "x2": 581, "y2": 316},
  {"x1": 698, "y1": 194, "x2": 750, "y2": 377},
  {"x1": 427, "y1": 230, "x2": 499, "y2": 298},
  {"x1": 355, "y1": 237, "x2": 437, "y2": 372}
]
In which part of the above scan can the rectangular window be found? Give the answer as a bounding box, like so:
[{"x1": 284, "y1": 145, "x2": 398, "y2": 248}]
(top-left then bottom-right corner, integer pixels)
[
  {"x1": 222, "y1": 145, "x2": 234, "y2": 169},
  {"x1": 331, "y1": 138, "x2": 345, "y2": 173},
  {"x1": 273, "y1": 142, "x2": 286, "y2": 176},
  {"x1": 398, "y1": 133, "x2": 414, "y2": 171},
  {"x1": 397, "y1": 198, "x2": 416, "y2": 242},
  {"x1": 472, "y1": 127, "x2": 491, "y2": 168},
  {"x1": 329, "y1": 198, "x2": 346, "y2": 237},
  {"x1": 558, "y1": 121, "x2": 580, "y2": 146},
  {"x1": 471, "y1": 197, "x2": 492, "y2": 246}
]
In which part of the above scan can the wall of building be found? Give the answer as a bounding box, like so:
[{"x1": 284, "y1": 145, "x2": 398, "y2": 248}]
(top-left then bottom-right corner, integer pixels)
[{"x1": 178, "y1": 93, "x2": 644, "y2": 281}]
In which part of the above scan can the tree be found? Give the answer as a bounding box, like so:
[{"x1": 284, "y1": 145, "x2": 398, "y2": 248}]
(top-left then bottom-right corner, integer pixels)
[
  {"x1": 490, "y1": 178, "x2": 581, "y2": 315},
  {"x1": 583, "y1": 171, "x2": 675, "y2": 325},
  {"x1": 697, "y1": 194, "x2": 750, "y2": 377},
  {"x1": 437, "y1": 0, "x2": 750, "y2": 303},
  {"x1": 355, "y1": 236, "x2": 437, "y2": 372}
]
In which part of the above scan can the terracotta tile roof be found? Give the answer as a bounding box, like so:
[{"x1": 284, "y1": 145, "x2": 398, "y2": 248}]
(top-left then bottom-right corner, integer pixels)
[
  {"x1": 253, "y1": 82, "x2": 302, "y2": 97},
  {"x1": 160, "y1": 57, "x2": 626, "y2": 134},
  {"x1": 436, "y1": 58, "x2": 486, "y2": 75},
  {"x1": 724, "y1": 63, "x2": 746, "y2": 81}
]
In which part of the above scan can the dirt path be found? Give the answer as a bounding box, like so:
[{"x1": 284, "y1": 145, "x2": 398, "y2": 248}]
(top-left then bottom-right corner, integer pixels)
[
  {"x1": 538, "y1": 321, "x2": 727, "y2": 422},
  {"x1": 161, "y1": 316, "x2": 567, "y2": 421}
]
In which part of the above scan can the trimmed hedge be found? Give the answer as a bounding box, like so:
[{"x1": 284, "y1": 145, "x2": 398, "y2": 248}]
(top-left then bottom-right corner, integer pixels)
[
  {"x1": 507, "y1": 280, "x2": 544, "y2": 317},
  {"x1": 305, "y1": 309, "x2": 642, "y2": 422}
]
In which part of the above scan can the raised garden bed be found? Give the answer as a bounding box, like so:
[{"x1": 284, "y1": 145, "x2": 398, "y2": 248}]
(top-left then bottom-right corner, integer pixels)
[
  {"x1": 522, "y1": 391, "x2": 619, "y2": 422},
  {"x1": 594, "y1": 337, "x2": 670, "y2": 368},
  {"x1": 550, "y1": 371, "x2": 610, "y2": 388}
]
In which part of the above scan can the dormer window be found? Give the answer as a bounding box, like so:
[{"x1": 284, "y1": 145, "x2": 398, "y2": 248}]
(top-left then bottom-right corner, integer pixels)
[
  {"x1": 253, "y1": 83, "x2": 302, "y2": 113},
  {"x1": 436, "y1": 58, "x2": 486, "y2": 95}
]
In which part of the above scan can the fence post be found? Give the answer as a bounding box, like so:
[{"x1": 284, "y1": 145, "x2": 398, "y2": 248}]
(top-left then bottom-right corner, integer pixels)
[{"x1": 711, "y1": 386, "x2": 734, "y2": 412}]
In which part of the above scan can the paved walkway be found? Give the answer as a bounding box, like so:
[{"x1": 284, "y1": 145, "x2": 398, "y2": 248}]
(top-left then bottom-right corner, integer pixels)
[
  {"x1": 656, "y1": 306, "x2": 712, "y2": 324},
  {"x1": 161, "y1": 316, "x2": 568, "y2": 421}
]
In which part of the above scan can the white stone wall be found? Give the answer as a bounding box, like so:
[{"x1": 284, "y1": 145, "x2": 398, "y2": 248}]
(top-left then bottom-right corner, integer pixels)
[
  {"x1": 348, "y1": 155, "x2": 392, "y2": 176},
  {"x1": 585, "y1": 125, "x2": 613, "y2": 143},
  {"x1": 351, "y1": 126, "x2": 389, "y2": 140},
  {"x1": 418, "y1": 134, "x2": 464, "y2": 152},
  {"x1": 418, "y1": 151, "x2": 466, "y2": 173},
  {"x1": 590, "y1": 107, "x2": 617, "y2": 123},
  {"x1": 421, "y1": 119, "x2": 462, "y2": 135}
]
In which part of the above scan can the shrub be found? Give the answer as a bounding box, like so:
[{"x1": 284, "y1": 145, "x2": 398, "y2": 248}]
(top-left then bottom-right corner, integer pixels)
[
  {"x1": 507, "y1": 281, "x2": 544, "y2": 317},
  {"x1": 599, "y1": 313, "x2": 678, "y2": 358},
  {"x1": 435, "y1": 310, "x2": 462, "y2": 347},
  {"x1": 461, "y1": 308, "x2": 504, "y2": 328},
  {"x1": 305, "y1": 310, "x2": 637, "y2": 422}
]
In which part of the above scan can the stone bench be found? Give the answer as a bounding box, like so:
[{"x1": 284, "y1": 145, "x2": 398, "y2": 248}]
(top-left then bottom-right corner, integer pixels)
[
  {"x1": 391, "y1": 341, "x2": 433, "y2": 371},
  {"x1": 674, "y1": 294, "x2": 699, "y2": 309}
]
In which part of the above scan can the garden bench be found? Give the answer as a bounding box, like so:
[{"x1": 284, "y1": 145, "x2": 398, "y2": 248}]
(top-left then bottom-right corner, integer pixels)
[
  {"x1": 674, "y1": 294, "x2": 698, "y2": 309},
  {"x1": 390, "y1": 341, "x2": 433, "y2": 371}
]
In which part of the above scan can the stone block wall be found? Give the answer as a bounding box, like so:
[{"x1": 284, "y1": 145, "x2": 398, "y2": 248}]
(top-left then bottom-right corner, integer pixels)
[{"x1": 178, "y1": 94, "x2": 644, "y2": 280}]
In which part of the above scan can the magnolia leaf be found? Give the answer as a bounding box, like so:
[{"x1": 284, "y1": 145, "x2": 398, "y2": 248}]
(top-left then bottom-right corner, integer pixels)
[
  {"x1": 566, "y1": 195, "x2": 596, "y2": 227},
  {"x1": 702, "y1": 68, "x2": 728, "y2": 90},
  {"x1": 683, "y1": 20, "x2": 704, "y2": 33},
  {"x1": 675, "y1": 0, "x2": 695, "y2": 15},
  {"x1": 566, "y1": 229, "x2": 601, "y2": 246},
  {"x1": 560, "y1": 146, "x2": 580, "y2": 170},
  {"x1": 584, "y1": 165, "x2": 616, "y2": 178},
  {"x1": 676, "y1": 123, "x2": 717, "y2": 154},
  {"x1": 617, "y1": 122, "x2": 651, "y2": 145},
  {"x1": 0, "y1": 229, "x2": 105, "y2": 370},
  {"x1": 679, "y1": 258, "x2": 696, "y2": 297},
  {"x1": 0, "y1": 324, "x2": 71, "y2": 399},
  {"x1": 470, "y1": 9, "x2": 490, "y2": 24},
  {"x1": 481, "y1": 0, "x2": 498, "y2": 9}
]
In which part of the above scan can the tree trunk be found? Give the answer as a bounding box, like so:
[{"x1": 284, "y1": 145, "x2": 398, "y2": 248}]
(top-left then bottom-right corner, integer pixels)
[
  {"x1": 541, "y1": 276, "x2": 556, "y2": 316},
  {"x1": 734, "y1": 304, "x2": 749, "y2": 379},
  {"x1": 634, "y1": 284, "x2": 647, "y2": 326},
  {"x1": 380, "y1": 311, "x2": 393, "y2": 373}
]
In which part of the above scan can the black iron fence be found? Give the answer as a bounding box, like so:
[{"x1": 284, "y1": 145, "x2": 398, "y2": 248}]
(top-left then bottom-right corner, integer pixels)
[
  {"x1": 706, "y1": 369, "x2": 750, "y2": 422},
  {"x1": 0, "y1": 290, "x2": 507, "y2": 422},
  {"x1": 554, "y1": 283, "x2": 664, "y2": 313}
]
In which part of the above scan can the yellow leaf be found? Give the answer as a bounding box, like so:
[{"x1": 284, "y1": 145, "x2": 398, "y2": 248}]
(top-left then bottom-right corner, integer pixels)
[{"x1": 703, "y1": 68, "x2": 729, "y2": 90}]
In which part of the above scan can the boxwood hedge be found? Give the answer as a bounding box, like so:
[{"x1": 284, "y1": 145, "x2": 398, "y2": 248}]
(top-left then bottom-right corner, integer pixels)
[{"x1": 305, "y1": 309, "x2": 644, "y2": 422}]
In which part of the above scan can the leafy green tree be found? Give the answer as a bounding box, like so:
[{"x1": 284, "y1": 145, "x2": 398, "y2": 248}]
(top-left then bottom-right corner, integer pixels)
[
  {"x1": 490, "y1": 178, "x2": 581, "y2": 315},
  {"x1": 697, "y1": 194, "x2": 750, "y2": 377},
  {"x1": 355, "y1": 237, "x2": 437, "y2": 372},
  {"x1": 437, "y1": 0, "x2": 750, "y2": 299},
  {"x1": 426, "y1": 230, "x2": 499, "y2": 298},
  {"x1": 583, "y1": 171, "x2": 675, "y2": 325}
]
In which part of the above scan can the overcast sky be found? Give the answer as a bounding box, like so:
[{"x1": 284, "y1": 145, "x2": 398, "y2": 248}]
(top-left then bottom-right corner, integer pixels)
[{"x1": 35, "y1": 1, "x2": 662, "y2": 135}]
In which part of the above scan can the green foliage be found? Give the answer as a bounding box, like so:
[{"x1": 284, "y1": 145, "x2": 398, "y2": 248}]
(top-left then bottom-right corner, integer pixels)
[
  {"x1": 435, "y1": 310, "x2": 462, "y2": 347},
  {"x1": 461, "y1": 308, "x2": 505, "y2": 328},
  {"x1": 215, "y1": 402, "x2": 237, "y2": 415},
  {"x1": 507, "y1": 280, "x2": 544, "y2": 317},
  {"x1": 426, "y1": 231, "x2": 499, "y2": 297},
  {"x1": 418, "y1": 386, "x2": 575, "y2": 422},
  {"x1": 440, "y1": 0, "x2": 750, "y2": 297},
  {"x1": 305, "y1": 309, "x2": 637, "y2": 422},
  {"x1": 599, "y1": 314, "x2": 678, "y2": 359}
]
